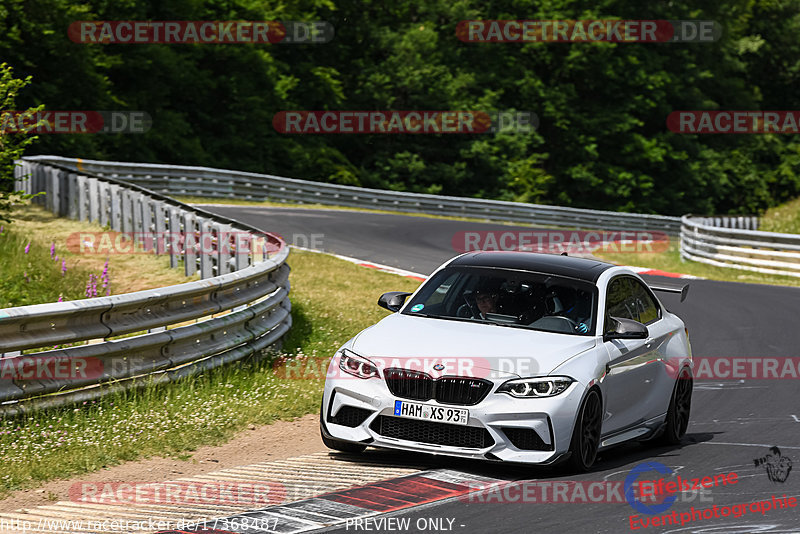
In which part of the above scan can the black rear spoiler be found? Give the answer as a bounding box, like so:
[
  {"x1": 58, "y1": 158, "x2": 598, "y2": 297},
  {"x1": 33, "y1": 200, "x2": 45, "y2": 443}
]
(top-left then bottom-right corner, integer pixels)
[{"x1": 649, "y1": 283, "x2": 690, "y2": 303}]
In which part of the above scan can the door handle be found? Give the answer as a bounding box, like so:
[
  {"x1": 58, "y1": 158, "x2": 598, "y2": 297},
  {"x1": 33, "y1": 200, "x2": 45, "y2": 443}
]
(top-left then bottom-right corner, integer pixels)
[{"x1": 645, "y1": 337, "x2": 654, "y2": 347}]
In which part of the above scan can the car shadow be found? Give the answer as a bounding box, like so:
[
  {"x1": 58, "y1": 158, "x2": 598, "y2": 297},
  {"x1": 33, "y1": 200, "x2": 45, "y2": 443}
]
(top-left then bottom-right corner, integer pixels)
[{"x1": 323, "y1": 431, "x2": 718, "y2": 483}]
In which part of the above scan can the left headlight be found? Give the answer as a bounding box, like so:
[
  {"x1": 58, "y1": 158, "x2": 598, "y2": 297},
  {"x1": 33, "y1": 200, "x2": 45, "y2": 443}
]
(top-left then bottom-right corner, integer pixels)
[
  {"x1": 338, "y1": 349, "x2": 380, "y2": 379},
  {"x1": 497, "y1": 376, "x2": 574, "y2": 398}
]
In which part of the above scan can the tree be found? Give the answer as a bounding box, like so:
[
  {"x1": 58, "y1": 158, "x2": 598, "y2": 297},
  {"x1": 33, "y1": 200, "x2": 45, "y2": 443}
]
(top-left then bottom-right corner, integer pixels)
[{"x1": 0, "y1": 62, "x2": 43, "y2": 223}]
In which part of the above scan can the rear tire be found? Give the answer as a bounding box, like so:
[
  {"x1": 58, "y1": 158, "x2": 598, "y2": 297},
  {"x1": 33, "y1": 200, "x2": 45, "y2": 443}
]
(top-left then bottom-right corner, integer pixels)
[
  {"x1": 566, "y1": 389, "x2": 602, "y2": 472},
  {"x1": 319, "y1": 405, "x2": 367, "y2": 454},
  {"x1": 660, "y1": 367, "x2": 692, "y2": 445}
]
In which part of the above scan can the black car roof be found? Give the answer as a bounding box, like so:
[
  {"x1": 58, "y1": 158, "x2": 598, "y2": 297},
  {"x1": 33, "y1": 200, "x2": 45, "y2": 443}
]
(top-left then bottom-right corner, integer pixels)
[{"x1": 447, "y1": 251, "x2": 615, "y2": 282}]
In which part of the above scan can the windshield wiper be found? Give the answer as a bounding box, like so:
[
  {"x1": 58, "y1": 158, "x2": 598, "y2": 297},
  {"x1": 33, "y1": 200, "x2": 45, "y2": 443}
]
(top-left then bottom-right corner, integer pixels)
[{"x1": 406, "y1": 312, "x2": 485, "y2": 324}]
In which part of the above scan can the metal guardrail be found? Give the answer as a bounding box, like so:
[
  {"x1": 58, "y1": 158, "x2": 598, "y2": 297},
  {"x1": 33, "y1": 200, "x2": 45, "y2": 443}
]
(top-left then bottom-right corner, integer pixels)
[
  {"x1": 681, "y1": 215, "x2": 800, "y2": 278},
  {"x1": 0, "y1": 160, "x2": 292, "y2": 415},
  {"x1": 25, "y1": 155, "x2": 683, "y2": 234}
]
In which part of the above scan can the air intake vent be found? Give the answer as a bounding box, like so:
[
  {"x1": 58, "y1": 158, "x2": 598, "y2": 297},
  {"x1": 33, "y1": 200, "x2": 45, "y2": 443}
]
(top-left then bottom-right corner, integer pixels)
[
  {"x1": 502, "y1": 427, "x2": 553, "y2": 451},
  {"x1": 328, "y1": 405, "x2": 372, "y2": 428},
  {"x1": 371, "y1": 416, "x2": 494, "y2": 449}
]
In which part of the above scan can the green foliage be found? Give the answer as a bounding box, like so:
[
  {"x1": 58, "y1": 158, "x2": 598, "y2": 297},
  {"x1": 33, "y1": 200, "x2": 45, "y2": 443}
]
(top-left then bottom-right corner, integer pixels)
[
  {"x1": 0, "y1": 63, "x2": 43, "y2": 222},
  {"x1": 2, "y1": 0, "x2": 800, "y2": 215}
]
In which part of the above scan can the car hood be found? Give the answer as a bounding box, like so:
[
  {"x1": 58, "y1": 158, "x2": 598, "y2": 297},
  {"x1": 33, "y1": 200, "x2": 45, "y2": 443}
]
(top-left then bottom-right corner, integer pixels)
[{"x1": 350, "y1": 313, "x2": 596, "y2": 379}]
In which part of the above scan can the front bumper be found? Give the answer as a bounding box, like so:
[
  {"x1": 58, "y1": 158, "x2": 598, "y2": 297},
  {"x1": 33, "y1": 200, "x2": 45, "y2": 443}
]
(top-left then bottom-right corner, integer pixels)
[{"x1": 321, "y1": 370, "x2": 586, "y2": 464}]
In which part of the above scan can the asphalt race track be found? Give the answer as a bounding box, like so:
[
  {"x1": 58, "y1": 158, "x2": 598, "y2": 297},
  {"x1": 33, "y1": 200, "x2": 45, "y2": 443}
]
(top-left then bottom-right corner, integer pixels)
[{"x1": 202, "y1": 205, "x2": 800, "y2": 534}]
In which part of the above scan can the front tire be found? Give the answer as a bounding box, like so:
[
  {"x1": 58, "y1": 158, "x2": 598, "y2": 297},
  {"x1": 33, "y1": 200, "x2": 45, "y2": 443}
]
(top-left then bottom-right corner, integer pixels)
[
  {"x1": 660, "y1": 367, "x2": 692, "y2": 445},
  {"x1": 319, "y1": 405, "x2": 367, "y2": 454},
  {"x1": 566, "y1": 389, "x2": 602, "y2": 472}
]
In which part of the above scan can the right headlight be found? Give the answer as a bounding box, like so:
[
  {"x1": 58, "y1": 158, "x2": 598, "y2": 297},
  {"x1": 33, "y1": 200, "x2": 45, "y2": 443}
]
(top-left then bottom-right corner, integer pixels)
[
  {"x1": 497, "y1": 376, "x2": 574, "y2": 398},
  {"x1": 338, "y1": 349, "x2": 380, "y2": 379}
]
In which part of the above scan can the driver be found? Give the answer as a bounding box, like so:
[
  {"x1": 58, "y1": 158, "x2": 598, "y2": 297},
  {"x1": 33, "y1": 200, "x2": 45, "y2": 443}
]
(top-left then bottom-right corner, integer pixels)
[{"x1": 475, "y1": 287, "x2": 499, "y2": 319}]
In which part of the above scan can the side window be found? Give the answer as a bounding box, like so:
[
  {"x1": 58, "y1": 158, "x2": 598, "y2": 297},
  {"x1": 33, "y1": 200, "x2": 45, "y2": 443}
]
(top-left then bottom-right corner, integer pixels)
[
  {"x1": 630, "y1": 279, "x2": 660, "y2": 324},
  {"x1": 426, "y1": 271, "x2": 459, "y2": 308},
  {"x1": 605, "y1": 277, "x2": 637, "y2": 325}
]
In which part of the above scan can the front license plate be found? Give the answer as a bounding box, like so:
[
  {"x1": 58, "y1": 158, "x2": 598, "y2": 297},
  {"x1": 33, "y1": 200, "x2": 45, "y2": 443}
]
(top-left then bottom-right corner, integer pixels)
[{"x1": 393, "y1": 400, "x2": 469, "y2": 425}]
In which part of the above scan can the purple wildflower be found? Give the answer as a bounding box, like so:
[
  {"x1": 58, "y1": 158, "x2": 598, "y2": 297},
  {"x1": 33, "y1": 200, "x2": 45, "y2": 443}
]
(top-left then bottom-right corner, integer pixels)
[
  {"x1": 50, "y1": 242, "x2": 55, "y2": 258},
  {"x1": 57, "y1": 295, "x2": 64, "y2": 302},
  {"x1": 61, "y1": 260, "x2": 67, "y2": 276},
  {"x1": 85, "y1": 274, "x2": 98, "y2": 298},
  {"x1": 24, "y1": 242, "x2": 30, "y2": 254},
  {"x1": 101, "y1": 259, "x2": 110, "y2": 295}
]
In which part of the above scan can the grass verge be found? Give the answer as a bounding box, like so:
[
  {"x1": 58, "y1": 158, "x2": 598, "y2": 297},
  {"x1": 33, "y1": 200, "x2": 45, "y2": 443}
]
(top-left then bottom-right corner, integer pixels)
[
  {"x1": 595, "y1": 241, "x2": 800, "y2": 287},
  {"x1": 0, "y1": 249, "x2": 421, "y2": 498},
  {"x1": 0, "y1": 205, "x2": 195, "y2": 307},
  {"x1": 760, "y1": 196, "x2": 800, "y2": 234}
]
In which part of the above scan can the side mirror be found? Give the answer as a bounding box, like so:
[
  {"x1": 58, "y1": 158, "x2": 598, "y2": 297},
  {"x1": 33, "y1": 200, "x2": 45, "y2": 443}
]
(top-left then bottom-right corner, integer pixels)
[
  {"x1": 604, "y1": 316, "x2": 648, "y2": 342},
  {"x1": 378, "y1": 291, "x2": 412, "y2": 312}
]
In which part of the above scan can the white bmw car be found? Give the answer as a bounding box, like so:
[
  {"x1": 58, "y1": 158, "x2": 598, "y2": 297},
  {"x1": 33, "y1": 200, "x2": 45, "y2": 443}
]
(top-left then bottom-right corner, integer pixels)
[{"x1": 320, "y1": 252, "x2": 693, "y2": 471}]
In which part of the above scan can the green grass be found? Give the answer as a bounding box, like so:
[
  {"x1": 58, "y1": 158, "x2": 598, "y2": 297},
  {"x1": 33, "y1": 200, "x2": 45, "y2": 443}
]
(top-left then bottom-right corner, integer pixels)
[
  {"x1": 760, "y1": 196, "x2": 800, "y2": 234},
  {"x1": 0, "y1": 205, "x2": 195, "y2": 308},
  {"x1": 595, "y1": 241, "x2": 800, "y2": 287},
  {"x1": 0, "y1": 249, "x2": 421, "y2": 498},
  {"x1": 0, "y1": 224, "x2": 96, "y2": 307}
]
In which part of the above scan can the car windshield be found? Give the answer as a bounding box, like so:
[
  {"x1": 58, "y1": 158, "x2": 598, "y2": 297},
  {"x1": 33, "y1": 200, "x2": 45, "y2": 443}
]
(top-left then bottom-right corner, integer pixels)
[{"x1": 402, "y1": 266, "x2": 597, "y2": 336}]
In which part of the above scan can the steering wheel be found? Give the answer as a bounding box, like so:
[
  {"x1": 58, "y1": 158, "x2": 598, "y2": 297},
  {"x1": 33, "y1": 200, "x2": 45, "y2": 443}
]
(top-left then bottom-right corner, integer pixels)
[
  {"x1": 457, "y1": 294, "x2": 478, "y2": 318},
  {"x1": 547, "y1": 315, "x2": 579, "y2": 329}
]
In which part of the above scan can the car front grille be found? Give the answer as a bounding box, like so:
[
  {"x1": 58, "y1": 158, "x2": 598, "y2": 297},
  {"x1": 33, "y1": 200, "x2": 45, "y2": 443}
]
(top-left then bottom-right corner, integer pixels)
[
  {"x1": 436, "y1": 377, "x2": 492, "y2": 405},
  {"x1": 370, "y1": 415, "x2": 494, "y2": 449},
  {"x1": 384, "y1": 368, "x2": 435, "y2": 401},
  {"x1": 384, "y1": 368, "x2": 492, "y2": 406},
  {"x1": 328, "y1": 405, "x2": 372, "y2": 428},
  {"x1": 502, "y1": 427, "x2": 553, "y2": 451}
]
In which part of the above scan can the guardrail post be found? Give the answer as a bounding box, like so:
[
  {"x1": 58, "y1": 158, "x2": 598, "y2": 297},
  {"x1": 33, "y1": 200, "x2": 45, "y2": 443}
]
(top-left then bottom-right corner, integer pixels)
[
  {"x1": 183, "y1": 212, "x2": 197, "y2": 276},
  {"x1": 217, "y1": 224, "x2": 234, "y2": 275},
  {"x1": 47, "y1": 167, "x2": 59, "y2": 214},
  {"x1": 152, "y1": 200, "x2": 166, "y2": 255},
  {"x1": 121, "y1": 190, "x2": 133, "y2": 234},
  {"x1": 67, "y1": 172, "x2": 79, "y2": 220},
  {"x1": 198, "y1": 218, "x2": 214, "y2": 279},
  {"x1": 168, "y1": 207, "x2": 180, "y2": 268},
  {"x1": 77, "y1": 175, "x2": 88, "y2": 222},
  {"x1": 132, "y1": 193, "x2": 145, "y2": 251},
  {"x1": 110, "y1": 184, "x2": 122, "y2": 231},
  {"x1": 14, "y1": 161, "x2": 28, "y2": 193},
  {"x1": 235, "y1": 231, "x2": 251, "y2": 271},
  {"x1": 35, "y1": 164, "x2": 45, "y2": 205},
  {"x1": 58, "y1": 169, "x2": 69, "y2": 217},
  {"x1": 95, "y1": 178, "x2": 106, "y2": 227}
]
